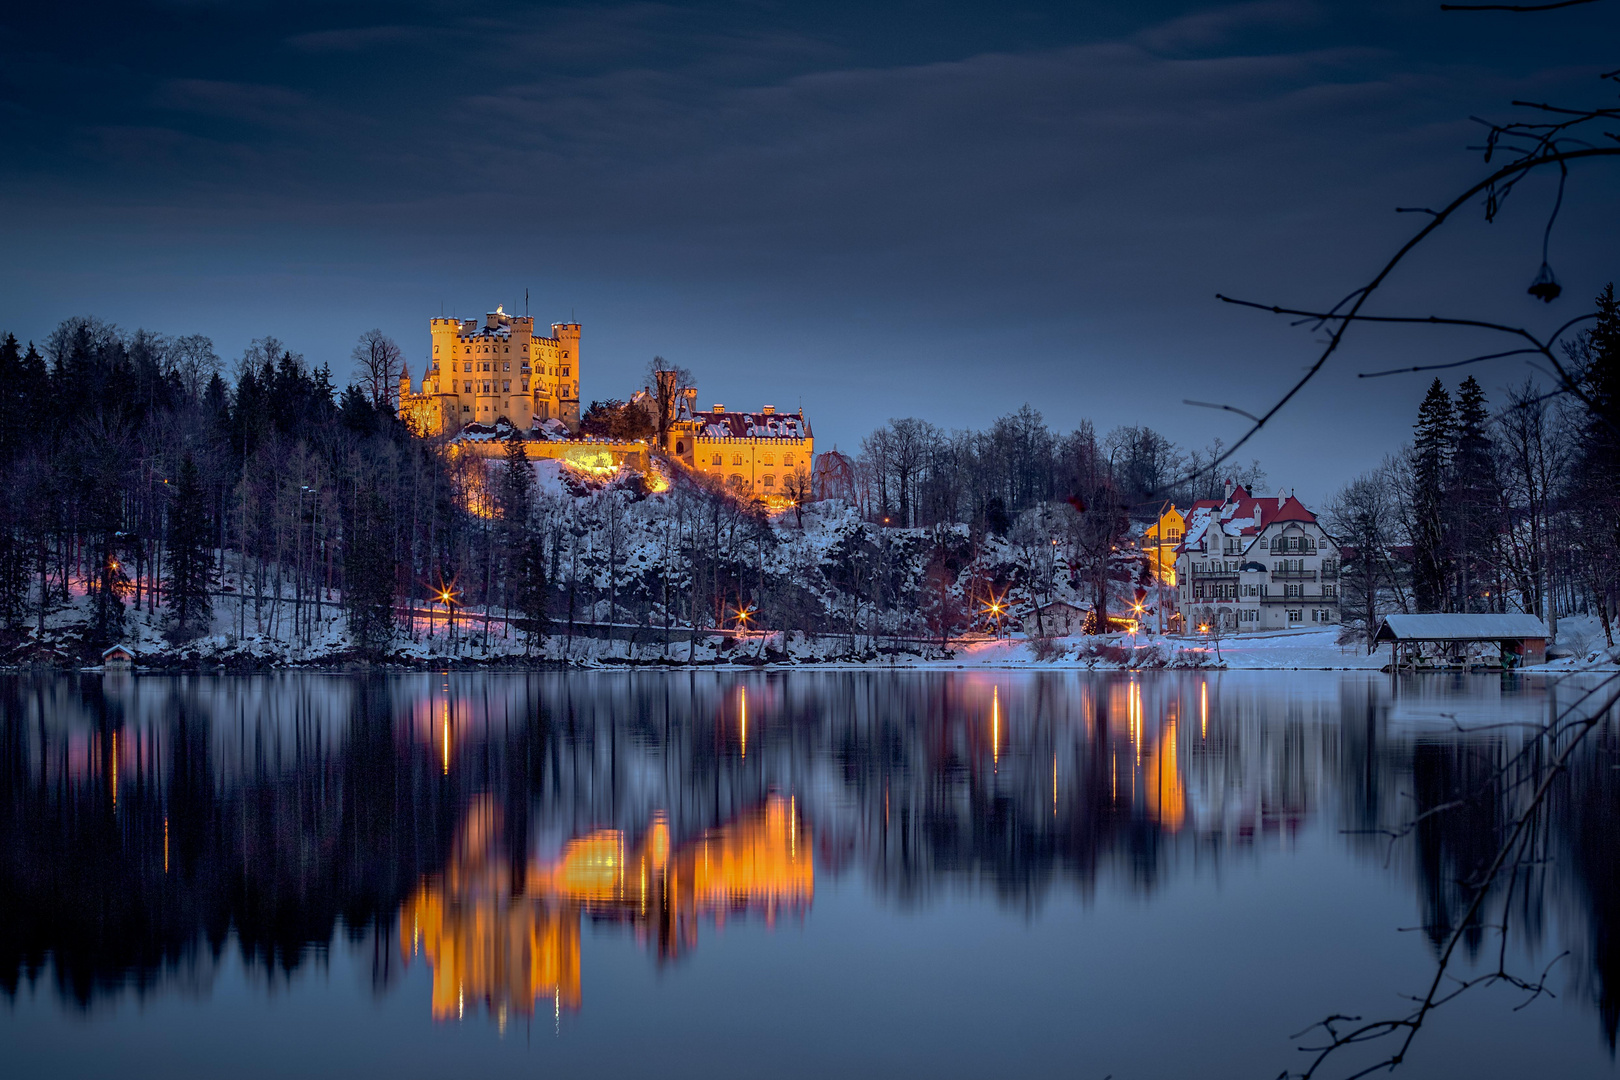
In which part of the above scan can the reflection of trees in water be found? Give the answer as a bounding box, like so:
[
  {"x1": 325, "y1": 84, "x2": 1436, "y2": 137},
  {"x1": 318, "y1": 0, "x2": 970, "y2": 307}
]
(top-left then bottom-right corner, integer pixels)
[
  {"x1": 3, "y1": 670, "x2": 1618, "y2": 1045},
  {"x1": 0, "y1": 677, "x2": 490, "y2": 1006},
  {"x1": 1550, "y1": 730, "x2": 1620, "y2": 1049}
]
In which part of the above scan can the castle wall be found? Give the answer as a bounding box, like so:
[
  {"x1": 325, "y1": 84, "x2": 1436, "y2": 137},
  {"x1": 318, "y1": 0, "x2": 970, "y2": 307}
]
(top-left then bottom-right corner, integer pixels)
[{"x1": 454, "y1": 437, "x2": 649, "y2": 472}]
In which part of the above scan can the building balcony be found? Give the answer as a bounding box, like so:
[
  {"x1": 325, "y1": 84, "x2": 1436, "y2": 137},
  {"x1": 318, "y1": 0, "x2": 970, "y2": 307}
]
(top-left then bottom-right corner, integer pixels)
[{"x1": 1271, "y1": 569, "x2": 1317, "y2": 580}]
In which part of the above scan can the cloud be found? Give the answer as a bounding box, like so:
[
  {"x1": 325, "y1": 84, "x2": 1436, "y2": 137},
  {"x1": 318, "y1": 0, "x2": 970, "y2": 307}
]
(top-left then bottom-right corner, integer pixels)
[
  {"x1": 1133, "y1": 0, "x2": 1323, "y2": 54},
  {"x1": 150, "y1": 79, "x2": 312, "y2": 128},
  {"x1": 284, "y1": 24, "x2": 429, "y2": 53}
]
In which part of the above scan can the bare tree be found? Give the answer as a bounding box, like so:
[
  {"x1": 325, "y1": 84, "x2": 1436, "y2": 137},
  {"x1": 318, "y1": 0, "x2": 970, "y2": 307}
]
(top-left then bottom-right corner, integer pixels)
[
  {"x1": 168, "y1": 334, "x2": 221, "y2": 401},
  {"x1": 352, "y1": 329, "x2": 405, "y2": 411},
  {"x1": 1326, "y1": 460, "x2": 1407, "y2": 649},
  {"x1": 644, "y1": 357, "x2": 695, "y2": 452}
]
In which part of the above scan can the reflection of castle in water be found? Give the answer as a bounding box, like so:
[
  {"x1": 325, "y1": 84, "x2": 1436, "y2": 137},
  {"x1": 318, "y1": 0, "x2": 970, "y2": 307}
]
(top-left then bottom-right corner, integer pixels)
[{"x1": 400, "y1": 794, "x2": 810, "y2": 1022}]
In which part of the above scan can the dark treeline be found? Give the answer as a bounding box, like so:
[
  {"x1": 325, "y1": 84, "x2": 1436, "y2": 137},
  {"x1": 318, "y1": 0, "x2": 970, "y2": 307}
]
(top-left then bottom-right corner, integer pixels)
[
  {"x1": 851, "y1": 405, "x2": 1264, "y2": 533},
  {"x1": 0, "y1": 317, "x2": 520, "y2": 660},
  {"x1": 1327, "y1": 285, "x2": 1620, "y2": 646},
  {"x1": 0, "y1": 315, "x2": 1268, "y2": 661}
]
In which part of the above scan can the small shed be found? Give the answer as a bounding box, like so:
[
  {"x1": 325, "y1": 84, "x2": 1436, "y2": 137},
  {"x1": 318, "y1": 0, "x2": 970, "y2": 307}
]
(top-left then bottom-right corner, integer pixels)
[
  {"x1": 102, "y1": 644, "x2": 136, "y2": 672},
  {"x1": 1372, "y1": 614, "x2": 1550, "y2": 668}
]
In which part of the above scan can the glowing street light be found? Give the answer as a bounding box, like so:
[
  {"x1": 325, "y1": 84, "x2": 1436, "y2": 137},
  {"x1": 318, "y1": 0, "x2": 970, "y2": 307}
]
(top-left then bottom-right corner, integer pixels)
[{"x1": 980, "y1": 590, "x2": 1007, "y2": 638}]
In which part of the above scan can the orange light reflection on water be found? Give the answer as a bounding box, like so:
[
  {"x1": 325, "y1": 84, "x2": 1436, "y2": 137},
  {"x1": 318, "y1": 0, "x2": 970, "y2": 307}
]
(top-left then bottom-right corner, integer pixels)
[{"x1": 400, "y1": 794, "x2": 811, "y2": 1023}]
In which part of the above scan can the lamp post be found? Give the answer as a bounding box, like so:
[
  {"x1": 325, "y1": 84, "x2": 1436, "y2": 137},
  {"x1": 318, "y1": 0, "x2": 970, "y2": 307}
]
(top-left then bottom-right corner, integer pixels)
[{"x1": 438, "y1": 587, "x2": 458, "y2": 651}]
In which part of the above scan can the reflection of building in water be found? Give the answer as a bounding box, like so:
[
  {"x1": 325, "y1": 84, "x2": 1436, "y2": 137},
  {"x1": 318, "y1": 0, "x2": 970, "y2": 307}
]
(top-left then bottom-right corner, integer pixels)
[{"x1": 400, "y1": 794, "x2": 811, "y2": 1022}]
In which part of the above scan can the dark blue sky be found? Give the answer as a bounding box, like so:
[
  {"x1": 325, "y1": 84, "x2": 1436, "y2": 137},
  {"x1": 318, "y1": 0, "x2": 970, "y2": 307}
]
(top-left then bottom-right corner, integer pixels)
[{"x1": 2, "y1": 0, "x2": 1616, "y2": 501}]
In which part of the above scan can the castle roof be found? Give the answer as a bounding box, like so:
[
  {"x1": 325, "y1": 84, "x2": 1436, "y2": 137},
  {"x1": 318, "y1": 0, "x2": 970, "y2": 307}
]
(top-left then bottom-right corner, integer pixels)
[{"x1": 691, "y1": 410, "x2": 810, "y2": 440}]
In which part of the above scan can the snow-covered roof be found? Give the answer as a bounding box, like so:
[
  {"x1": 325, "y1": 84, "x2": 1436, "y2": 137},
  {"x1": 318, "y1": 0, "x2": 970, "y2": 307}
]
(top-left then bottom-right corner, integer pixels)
[
  {"x1": 1175, "y1": 487, "x2": 1324, "y2": 553},
  {"x1": 692, "y1": 410, "x2": 809, "y2": 440},
  {"x1": 1373, "y1": 614, "x2": 1550, "y2": 642}
]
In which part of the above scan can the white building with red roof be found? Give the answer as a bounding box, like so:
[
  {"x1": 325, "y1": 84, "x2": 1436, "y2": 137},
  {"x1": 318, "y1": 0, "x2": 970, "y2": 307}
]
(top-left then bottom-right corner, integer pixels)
[{"x1": 1174, "y1": 481, "x2": 1341, "y2": 633}]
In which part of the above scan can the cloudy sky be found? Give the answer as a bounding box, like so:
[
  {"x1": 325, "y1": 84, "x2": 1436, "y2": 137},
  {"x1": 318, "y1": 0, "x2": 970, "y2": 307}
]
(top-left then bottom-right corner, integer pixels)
[{"x1": 2, "y1": 0, "x2": 1616, "y2": 500}]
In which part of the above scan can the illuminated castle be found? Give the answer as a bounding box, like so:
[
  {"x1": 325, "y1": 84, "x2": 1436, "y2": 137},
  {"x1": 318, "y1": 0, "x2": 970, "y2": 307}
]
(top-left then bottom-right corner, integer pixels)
[
  {"x1": 667, "y1": 391, "x2": 813, "y2": 505},
  {"x1": 397, "y1": 307, "x2": 815, "y2": 509},
  {"x1": 399, "y1": 306, "x2": 581, "y2": 435}
]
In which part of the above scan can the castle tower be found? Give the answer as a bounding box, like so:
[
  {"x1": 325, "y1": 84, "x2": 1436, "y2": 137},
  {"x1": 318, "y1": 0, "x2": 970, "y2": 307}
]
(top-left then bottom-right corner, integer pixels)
[
  {"x1": 552, "y1": 323, "x2": 582, "y2": 431},
  {"x1": 400, "y1": 308, "x2": 581, "y2": 435}
]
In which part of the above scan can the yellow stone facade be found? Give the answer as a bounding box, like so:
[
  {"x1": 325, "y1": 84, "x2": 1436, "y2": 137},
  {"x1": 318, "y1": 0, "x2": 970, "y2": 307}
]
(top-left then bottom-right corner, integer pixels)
[
  {"x1": 400, "y1": 307, "x2": 581, "y2": 435},
  {"x1": 669, "y1": 397, "x2": 813, "y2": 508},
  {"x1": 398, "y1": 307, "x2": 814, "y2": 509}
]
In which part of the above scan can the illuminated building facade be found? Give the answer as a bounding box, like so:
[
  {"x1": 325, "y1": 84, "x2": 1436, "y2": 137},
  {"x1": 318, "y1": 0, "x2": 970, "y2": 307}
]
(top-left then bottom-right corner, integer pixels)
[
  {"x1": 1140, "y1": 503, "x2": 1185, "y2": 586},
  {"x1": 399, "y1": 307, "x2": 581, "y2": 435},
  {"x1": 398, "y1": 307, "x2": 814, "y2": 507},
  {"x1": 666, "y1": 392, "x2": 814, "y2": 508},
  {"x1": 1174, "y1": 482, "x2": 1341, "y2": 633}
]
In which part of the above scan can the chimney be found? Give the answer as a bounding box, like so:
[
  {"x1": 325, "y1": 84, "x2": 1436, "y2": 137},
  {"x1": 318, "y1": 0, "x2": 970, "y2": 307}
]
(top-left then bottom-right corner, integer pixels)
[
  {"x1": 713, "y1": 404, "x2": 725, "y2": 414},
  {"x1": 763, "y1": 404, "x2": 776, "y2": 415},
  {"x1": 1223, "y1": 477, "x2": 1235, "y2": 501},
  {"x1": 1278, "y1": 488, "x2": 1286, "y2": 508}
]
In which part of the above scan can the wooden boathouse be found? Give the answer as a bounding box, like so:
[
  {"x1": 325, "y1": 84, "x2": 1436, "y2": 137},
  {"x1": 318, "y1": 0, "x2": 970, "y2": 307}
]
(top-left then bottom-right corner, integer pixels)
[{"x1": 1372, "y1": 614, "x2": 1550, "y2": 669}]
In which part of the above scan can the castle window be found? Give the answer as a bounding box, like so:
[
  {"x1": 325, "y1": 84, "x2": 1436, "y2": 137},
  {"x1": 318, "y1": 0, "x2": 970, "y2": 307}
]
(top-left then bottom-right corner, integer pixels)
[
  {"x1": 730, "y1": 474, "x2": 743, "y2": 486},
  {"x1": 503, "y1": 381, "x2": 510, "y2": 392},
  {"x1": 783, "y1": 453, "x2": 793, "y2": 467},
  {"x1": 522, "y1": 380, "x2": 529, "y2": 391},
  {"x1": 763, "y1": 475, "x2": 775, "y2": 488},
  {"x1": 563, "y1": 367, "x2": 570, "y2": 377},
  {"x1": 762, "y1": 454, "x2": 774, "y2": 466},
  {"x1": 462, "y1": 405, "x2": 470, "y2": 413},
  {"x1": 434, "y1": 345, "x2": 439, "y2": 354},
  {"x1": 712, "y1": 454, "x2": 722, "y2": 466},
  {"x1": 676, "y1": 441, "x2": 686, "y2": 454},
  {"x1": 464, "y1": 363, "x2": 471, "y2": 372},
  {"x1": 732, "y1": 453, "x2": 743, "y2": 466},
  {"x1": 503, "y1": 362, "x2": 509, "y2": 371},
  {"x1": 463, "y1": 382, "x2": 471, "y2": 392}
]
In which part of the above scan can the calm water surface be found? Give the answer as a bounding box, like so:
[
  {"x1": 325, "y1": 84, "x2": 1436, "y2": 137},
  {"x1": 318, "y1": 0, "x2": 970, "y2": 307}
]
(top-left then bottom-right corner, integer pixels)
[{"x1": 2, "y1": 670, "x2": 1618, "y2": 1078}]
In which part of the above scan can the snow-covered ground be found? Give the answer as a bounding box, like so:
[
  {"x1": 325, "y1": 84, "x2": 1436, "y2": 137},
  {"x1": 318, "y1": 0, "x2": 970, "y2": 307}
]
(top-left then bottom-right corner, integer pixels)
[{"x1": 898, "y1": 627, "x2": 1383, "y2": 670}]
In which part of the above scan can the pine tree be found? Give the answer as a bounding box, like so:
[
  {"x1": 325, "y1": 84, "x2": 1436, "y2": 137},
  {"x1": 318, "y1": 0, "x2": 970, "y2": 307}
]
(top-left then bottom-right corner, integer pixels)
[
  {"x1": 0, "y1": 519, "x2": 27, "y2": 637},
  {"x1": 1450, "y1": 376, "x2": 1497, "y2": 612},
  {"x1": 1575, "y1": 284, "x2": 1620, "y2": 643},
  {"x1": 1410, "y1": 378, "x2": 1454, "y2": 612},
  {"x1": 0, "y1": 333, "x2": 23, "y2": 462},
  {"x1": 498, "y1": 437, "x2": 547, "y2": 649},
  {"x1": 344, "y1": 489, "x2": 397, "y2": 658},
  {"x1": 499, "y1": 436, "x2": 533, "y2": 537},
  {"x1": 165, "y1": 454, "x2": 214, "y2": 643}
]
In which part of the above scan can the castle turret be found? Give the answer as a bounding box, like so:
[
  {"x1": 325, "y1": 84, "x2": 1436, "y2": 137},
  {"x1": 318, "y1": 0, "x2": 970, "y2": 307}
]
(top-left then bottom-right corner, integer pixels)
[{"x1": 552, "y1": 322, "x2": 582, "y2": 431}]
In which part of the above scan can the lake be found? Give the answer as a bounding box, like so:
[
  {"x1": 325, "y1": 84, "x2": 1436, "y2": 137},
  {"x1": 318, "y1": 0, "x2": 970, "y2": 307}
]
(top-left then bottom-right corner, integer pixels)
[{"x1": 2, "y1": 670, "x2": 1617, "y2": 1079}]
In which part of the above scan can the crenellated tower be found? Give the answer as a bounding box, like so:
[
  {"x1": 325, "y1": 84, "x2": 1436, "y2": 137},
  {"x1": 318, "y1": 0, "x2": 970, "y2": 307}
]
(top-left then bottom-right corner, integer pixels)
[{"x1": 399, "y1": 306, "x2": 582, "y2": 435}]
